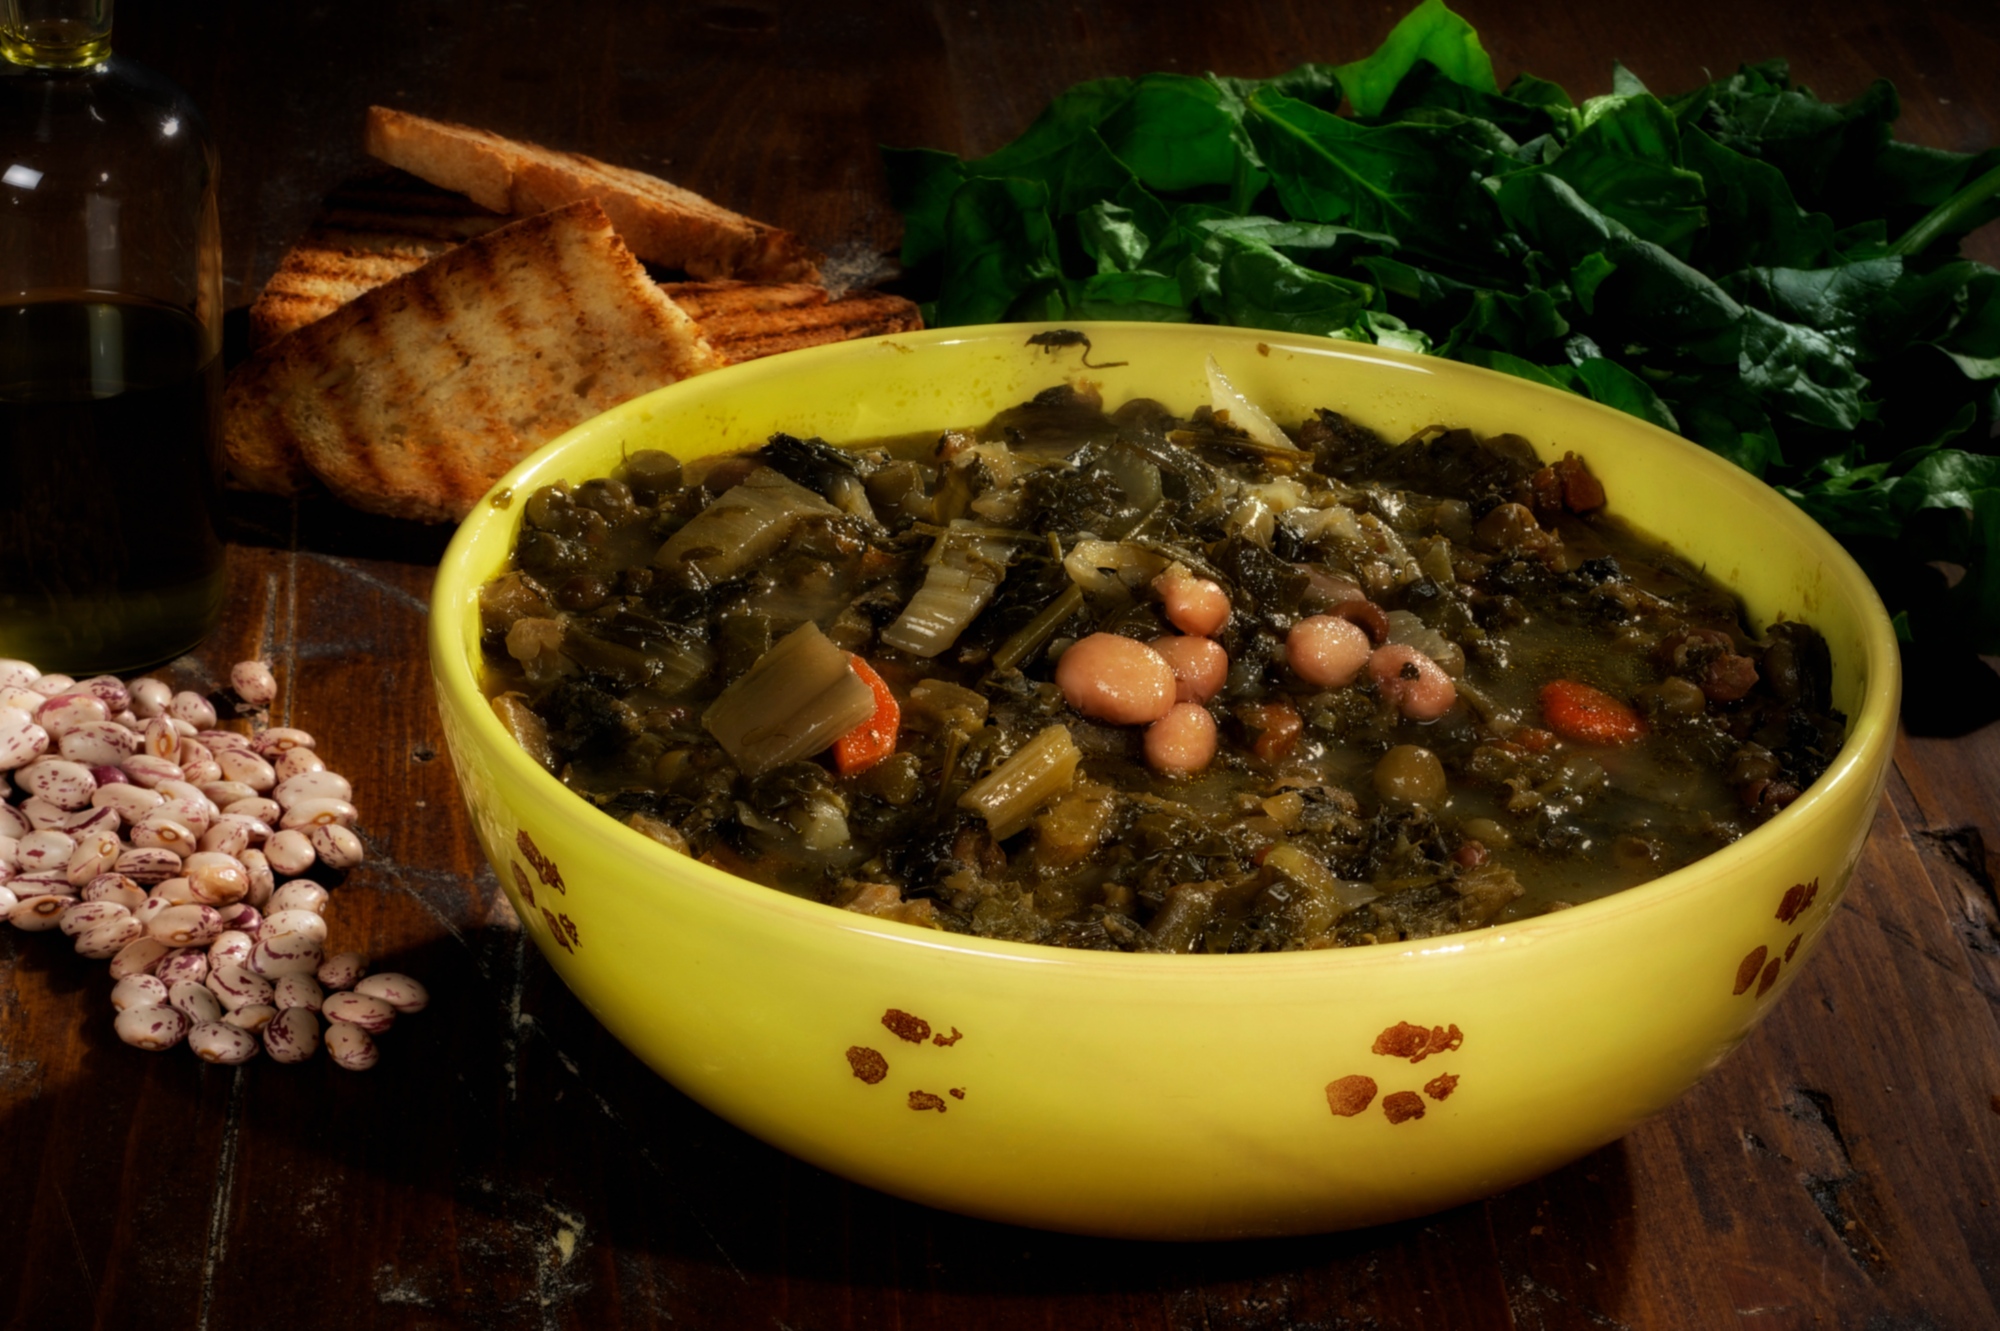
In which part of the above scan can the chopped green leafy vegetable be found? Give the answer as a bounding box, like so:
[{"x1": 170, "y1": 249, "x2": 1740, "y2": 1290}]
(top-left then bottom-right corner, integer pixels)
[{"x1": 882, "y1": 0, "x2": 2000, "y2": 652}]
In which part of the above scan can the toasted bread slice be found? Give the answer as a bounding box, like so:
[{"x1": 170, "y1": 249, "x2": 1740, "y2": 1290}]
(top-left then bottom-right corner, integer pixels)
[
  {"x1": 660, "y1": 280, "x2": 923, "y2": 364},
  {"x1": 249, "y1": 173, "x2": 509, "y2": 346},
  {"x1": 222, "y1": 199, "x2": 717, "y2": 522},
  {"x1": 365, "y1": 106, "x2": 821, "y2": 284}
]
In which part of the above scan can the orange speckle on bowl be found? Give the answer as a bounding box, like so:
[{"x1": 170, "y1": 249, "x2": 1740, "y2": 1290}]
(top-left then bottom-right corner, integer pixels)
[
  {"x1": 846, "y1": 1046, "x2": 888, "y2": 1084},
  {"x1": 883, "y1": 1009, "x2": 931, "y2": 1043},
  {"x1": 1383, "y1": 1091, "x2": 1426, "y2": 1124},
  {"x1": 1424, "y1": 1073, "x2": 1460, "y2": 1101},
  {"x1": 909, "y1": 1090, "x2": 948, "y2": 1112},
  {"x1": 1735, "y1": 946, "x2": 1768, "y2": 996}
]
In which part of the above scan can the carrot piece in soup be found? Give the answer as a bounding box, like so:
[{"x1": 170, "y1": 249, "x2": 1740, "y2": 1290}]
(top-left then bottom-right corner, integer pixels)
[
  {"x1": 835, "y1": 657, "x2": 901, "y2": 775},
  {"x1": 1538, "y1": 679, "x2": 1645, "y2": 745}
]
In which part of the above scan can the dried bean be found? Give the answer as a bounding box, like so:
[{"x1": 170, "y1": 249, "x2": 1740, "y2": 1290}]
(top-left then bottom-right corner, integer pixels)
[
  {"x1": 20, "y1": 797, "x2": 69, "y2": 829},
  {"x1": 277, "y1": 797, "x2": 356, "y2": 831},
  {"x1": 156, "y1": 948, "x2": 209, "y2": 986},
  {"x1": 141, "y1": 716, "x2": 179, "y2": 762},
  {"x1": 111, "y1": 974, "x2": 169, "y2": 1011},
  {"x1": 224, "y1": 1003, "x2": 276, "y2": 1033},
  {"x1": 324, "y1": 1021, "x2": 378, "y2": 1071},
  {"x1": 18, "y1": 758, "x2": 95, "y2": 810},
  {"x1": 59, "y1": 721, "x2": 138, "y2": 766},
  {"x1": 269, "y1": 881, "x2": 329, "y2": 915},
  {"x1": 272, "y1": 973, "x2": 324, "y2": 1011},
  {"x1": 321, "y1": 990, "x2": 395, "y2": 1034},
  {"x1": 263, "y1": 1006, "x2": 320, "y2": 1063},
  {"x1": 216, "y1": 747, "x2": 276, "y2": 792},
  {"x1": 119, "y1": 754, "x2": 184, "y2": 788},
  {"x1": 272, "y1": 770, "x2": 352, "y2": 810},
  {"x1": 187, "y1": 1021, "x2": 259, "y2": 1064},
  {"x1": 264, "y1": 829, "x2": 316, "y2": 876},
  {"x1": 317, "y1": 952, "x2": 367, "y2": 991},
  {"x1": 0, "y1": 802, "x2": 27, "y2": 838},
  {"x1": 222, "y1": 796, "x2": 282, "y2": 825},
  {"x1": 230, "y1": 661, "x2": 278, "y2": 708},
  {"x1": 82, "y1": 874, "x2": 147, "y2": 911},
  {"x1": 220, "y1": 902, "x2": 263, "y2": 939},
  {"x1": 238, "y1": 848, "x2": 274, "y2": 907},
  {"x1": 114, "y1": 846, "x2": 182, "y2": 885},
  {"x1": 308, "y1": 823, "x2": 363, "y2": 871},
  {"x1": 197, "y1": 729, "x2": 252, "y2": 753},
  {"x1": 182, "y1": 851, "x2": 249, "y2": 906},
  {"x1": 169, "y1": 979, "x2": 223, "y2": 1025},
  {"x1": 66, "y1": 828, "x2": 122, "y2": 885},
  {"x1": 10, "y1": 895, "x2": 70, "y2": 930},
  {"x1": 108, "y1": 937, "x2": 169, "y2": 978},
  {"x1": 206, "y1": 965, "x2": 273, "y2": 1012},
  {"x1": 355, "y1": 972, "x2": 428, "y2": 1014},
  {"x1": 71, "y1": 676, "x2": 130, "y2": 712},
  {"x1": 35, "y1": 693, "x2": 106, "y2": 740},
  {"x1": 262, "y1": 907, "x2": 328, "y2": 945},
  {"x1": 0, "y1": 661, "x2": 38, "y2": 691},
  {"x1": 250, "y1": 933, "x2": 322, "y2": 978},
  {"x1": 148, "y1": 903, "x2": 224, "y2": 948},
  {"x1": 0, "y1": 718, "x2": 50, "y2": 773},
  {"x1": 207, "y1": 930, "x2": 254, "y2": 970},
  {"x1": 16, "y1": 829, "x2": 75, "y2": 873},
  {"x1": 60, "y1": 805, "x2": 120, "y2": 838},
  {"x1": 29, "y1": 674, "x2": 73, "y2": 697},
  {"x1": 76, "y1": 914, "x2": 144, "y2": 959},
  {"x1": 127, "y1": 678, "x2": 171, "y2": 719},
  {"x1": 115, "y1": 1004, "x2": 189, "y2": 1051},
  {"x1": 92, "y1": 782, "x2": 164, "y2": 824},
  {"x1": 272, "y1": 747, "x2": 324, "y2": 781},
  {"x1": 59, "y1": 899, "x2": 130, "y2": 937},
  {"x1": 199, "y1": 780, "x2": 258, "y2": 807},
  {"x1": 167, "y1": 691, "x2": 217, "y2": 730}
]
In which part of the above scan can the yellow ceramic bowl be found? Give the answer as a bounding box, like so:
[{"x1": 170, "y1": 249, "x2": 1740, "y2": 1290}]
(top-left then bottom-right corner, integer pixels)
[{"x1": 430, "y1": 323, "x2": 1899, "y2": 1240}]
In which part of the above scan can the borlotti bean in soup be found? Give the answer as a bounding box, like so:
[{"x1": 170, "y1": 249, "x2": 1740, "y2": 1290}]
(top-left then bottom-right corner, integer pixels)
[{"x1": 476, "y1": 381, "x2": 1844, "y2": 952}]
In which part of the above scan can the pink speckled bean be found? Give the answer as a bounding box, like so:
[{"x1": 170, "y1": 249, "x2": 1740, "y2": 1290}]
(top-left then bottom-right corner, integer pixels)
[
  {"x1": 126, "y1": 678, "x2": 171, "y2": 719},
  {"x1": 11, "y1": 894, "x2": 73, "y2": 931},
  {"x1": 59, "y1": 900, "x2": 130, "y2": 938},
  {"x1": 109, "y1": 936, "x2": 170, "y2": 979},
  {"x1": 33, "y1": 693, "x2": 105, "y2": 740},
  {"x1": 224, "y1": 1003, "x2": 277, "y2": 1034},
  {"x1": 148, "y1": 903, "x2": 225, "y2": 948},
  {"x1": 66, "y1": 828, "x2": 122, "y2": 886},
  {"x1": 270, "y1": 880, "x2": 329, "y2": 916},
  {"x1": 0, "y1": 720, "x2": 52, "y2": 773},
  {"x1": 264, "y1": 829, "x2": 316, "y2": 876},
  {"x1": 167, "y1": 691, "x2": 217, "y2": 730},
  {"x1": 355, "y1": 972, "x2": 428, "y2": 1015},
  {"x1": 263, "y1": 1006, "x2": 320, "y2": 1063},
  {"x1": 76, "y1": 914, "x2": 144, "y2": 959},
  {"x1": 17, "y1": 758, "x2": 94, "y2": 810},
  {"x1": 157, "y1": 947, "x2": 210, "y2": 987},
  {"x1": 277, "y1": 797, "x2": 355, "y2": 832},
  {"x1": 29, "y1": 673, "x2": 73, "y2": 697},
  {"x1": 316, "y1": 952, "x2": 367, "y2": 991},
  {"x1": 114, "y1": 846, "x2": 182, "y2": 886},
  {"x1": 272, "y1": 770, "x2": 351, "y2": 810},
  {"x1": 206, "y1": 965, "x2": 272, "y2": 1012},
  {"x1": 254, "y1": 728, "x2": 315, "y2": 760},
  {"x1": 111, "y1": 974, "x2": 169, "y2": 1012},
  {"x1": 273, "y1": 747, "x2": 325, "y2": 782},
  {"x1": 0, "y1": 661, "x2": 39, "y2": 690},
  {"x1": 141, "y1": 715, "x2": 180, "y2": 763},
  {"x1": 207, "y1": 930, "x2": 253, "y2": 970},
  {"x1": 249, "y1": 932, "x2": 322, "y2": 979},
  {"x1": 115, "y1": 1004, "x2": 189, "y2": 1051},
  {"x1": 229, "y1": 661, "x2": 277, "y2": 708},
  {"x1": 188, "y1": 1020, "x2": 259, "y2": 1064},
  {"x1": 307, "y1": 823, "x2": 364, "y2": 871},
  {"x1": 92, "y1": 782, "x2": 164, "y2": 824},
  {"x1": 130, "y1": 816, "x2": 198, "y2": 856},
  {"x1": 324, "y1": 1021, "x2": 376, "y2": 1071},
  {"x1": 182, "y1": 851, "x2": 249, "y2": 906},
  {"x1": 169, "y1": 979, "x2": 223, "y2": 1025},
  {"x1": 321, "y1": 989, "x2": 395, "y2": 1033},
  {"x1": 120, "y1": 754, "x2": 184, "y2": 789},
  {"x1": 215, "y1": 747, "x2": 276, "y2": 792},
  {"x1": 59, "y1": 721, "x2": 140, "y2": 766},
  {"x1": 272, "y1": 973, "x2": 324, "y2": 1012}
]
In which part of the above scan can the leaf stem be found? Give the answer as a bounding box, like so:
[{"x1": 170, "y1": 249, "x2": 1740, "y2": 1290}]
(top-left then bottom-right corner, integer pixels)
[{"x1": 1890, "y1": 161, "x2": 2000, "y2": 256}]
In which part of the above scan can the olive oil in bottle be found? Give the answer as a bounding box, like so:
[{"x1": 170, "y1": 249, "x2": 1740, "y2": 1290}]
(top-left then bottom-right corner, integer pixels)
[
  {"x1": 0, "y1": 0, "x2": 227, "y2": 673},
  {"x1": 0, "y1": 296, "x2": 225, "y2": 670}
]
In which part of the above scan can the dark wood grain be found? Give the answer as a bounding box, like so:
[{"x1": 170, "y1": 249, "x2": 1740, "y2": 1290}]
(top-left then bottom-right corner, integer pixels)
[{"x1": 6, "y1": 2, "x2": 2000, "y2": 1327}]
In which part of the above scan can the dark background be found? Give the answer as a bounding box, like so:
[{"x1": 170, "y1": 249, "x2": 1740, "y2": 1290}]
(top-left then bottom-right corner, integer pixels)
[{"x1": 3, "y1": 3, "x2": 1998, "y2": 1328}]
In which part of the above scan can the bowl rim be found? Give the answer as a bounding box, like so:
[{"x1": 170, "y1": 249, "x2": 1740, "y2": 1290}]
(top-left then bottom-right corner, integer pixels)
[{"x1": 430, "y1": 321, "x2": 1903, "y2": 974}]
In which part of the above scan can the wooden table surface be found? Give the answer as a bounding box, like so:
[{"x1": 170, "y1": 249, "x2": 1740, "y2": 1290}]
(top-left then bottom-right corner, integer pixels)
[{"x1": 7, "y1": 2, "x2": 2000, "y2": 1327}]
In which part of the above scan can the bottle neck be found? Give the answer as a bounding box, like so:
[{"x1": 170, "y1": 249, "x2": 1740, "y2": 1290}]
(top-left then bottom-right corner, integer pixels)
[{"x1": 1, "y1": 0, "x2": 111, "y2": 69}]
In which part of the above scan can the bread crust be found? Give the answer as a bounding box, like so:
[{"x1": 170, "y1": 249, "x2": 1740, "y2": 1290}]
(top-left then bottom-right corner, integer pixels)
[
  {"x1": 223, "y1": 200, "x2": 718, "y2": 522},
  {"x1": 365, "y1": 106, "x2": 822, "y2": 283}
]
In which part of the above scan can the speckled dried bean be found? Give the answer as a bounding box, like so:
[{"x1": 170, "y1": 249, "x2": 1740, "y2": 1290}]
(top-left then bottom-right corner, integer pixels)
[
  {"x1": 127, "y1": 678, "x2": 171, "y2": 719},
  {"x1": 182, "y1": 851, "x2": 248, "y2": 906},
  {"x1": 36, "y1": 693, "x2": 107, "y2": 740},
  {"x1": 129, "y1": 814, "x2": 198, "y2": 857},
  {"x1": 216, "y1": 747, "x2": 276, "y2": 792},
  {"x1": 269, "y1": 881, "x2": 329, "y2": 915},
  {"x1": 145, "y1": 877, "x2": 198, "y2": 907},
  {"x1": 220, "y1": 902, "x2": 263, "y2": 939},
  {"x1": 17, "y1": 758, "x2": 95, "y2": 810},
  {"x1": 263, "y1": 1006, "x2": 320, "y2": 1063},
  {"x1": 249, "y1": 933, "x2": 322, "y2": 978},
  {"x1": 141, "y1": 716, "x2": 179, "y2": 762},
  {"x1": 60, "y1": 804, "x2": 120, "y2": 839},
  {"x1": 197, "y1": 816, "x2": 253, "y2": 859},
  {"x1": 10, "y1": 894, "x2": 71, "y2": 930},
  {"x1": 199, "y1": 780, "x2": 258, "y2": 808},
  {"x1": 272, "y1": 747, "x2": 324, "y2": 782},
  {"x1": 119, "y1": 754, "x2": 184, "y2": 788},
  {"x1": 197, "y1": 729, "x2": 252, "y2": 753},
  {"x1": 59, "y1": 720, "x2": 138, "y2": 766},
  {"x1": 188, "y1": 1020, "x2": 258, "y2": 1063},
  {"x1": 65, "y1": 828, "x2": 121, "y2": 885},
  {"x1": 229, "y1": 661, "x2": 278, "y2": 708},
  {"x1": 167, "y1": 691, "x2": 217, "y2": 730},
  {"x1": 168, "y1": 979, "x2": 223, "y2": 1025},
  {"x1": 206, "y1": 930, "x2": 253, "y2": 970},
  {"x1": 148, "y1": 903, "x2": 224, "y2": 948},
  {"x1": 308, "y1": 822, "x2": 364, "y2": 871},
  {"x1": 264, "y1": 828, "x2": 316, "y2": 876},
  {"x1": 262, "y1": 908, "x2": 328, "y2": 948},
  {"x1": 321, "y1": 990, "x2": 395, "y2": 1034},
  {"x1": 272, "y1": 770, "x2": 352, "y2": 810},
  {"x1": 92, "y1": 782, "x2": 164, "y2": 824},
  {"x1": 111, "y1": 974, "x2": 169, "y2": 1011},
  {"x1": 113, "y1": 846, "x2": 182, "y2": 885},
  {"x1": 156, "y1": 947, "x2": 209, "y2": 986},
  {"x1": 58, "y1": 899, "x2": 129, "y2": 937},
  {"x1": 315, "y1": 951, "x2": 367, "y2": 991},
  {"x1": 272, "y1": 973, "x2": 323, "y2": 1012},
  {"x1": 324, "y1": 1021, "x2": 377, "y2": 1071},
  {"x1": 28, "y1": 673, "x2": 73, "y2": 697},
  {"x1": 115, "y1": 1004, "x2": 189, "y2": 1051},
  {"x1": 82, "y1": 874, "x2": 148, "y2": 911},
  {"x1": 254, "y1": 727, "x2": 315, "y2": 759},
  {"x1": 354, "y1": 972, "x2": 429, "y2": 1015},
  {"x1": 108, "y1": 936, "x2": 170, "y2": 978},
  {"x1": 71, "y1": 676, "x2": 130, "y2": 712},
  {"x1": 224, "y1": 1003, "x2": 277, "y2": 1033},
  {"x1": 205, "y1": 964, "x2": 272, "y2": 1012},
  {"x1": 0, "y1": 802, "x2": 28, "y2": 839},
  {"x1": 0, "y1": 660, "x2": 38, "y2": 691},
  {"x1": 76, "y1": 914, "x2": 144, "y2": 959},
  {"x1": 0, "y1": 724, "x2": 47, "y2": 774},
  {"x1": 234, "y1": 852, "x2": 271, "y2": 911},
  {"x1": 277, "y1": 797, "x2": 355, "y2": 832},
  {"x1": 0, "y1": 885, "x2": 17, "y2": 912},
  {"x1": 16, "y1": 829, "x2": 75, "y2": 873},
  {"x1": 19, "y1": 797, "x2": 70, "y2": 830},
  {"x1": 222, "y1": 796, "x2": 281, "y2": 825}
]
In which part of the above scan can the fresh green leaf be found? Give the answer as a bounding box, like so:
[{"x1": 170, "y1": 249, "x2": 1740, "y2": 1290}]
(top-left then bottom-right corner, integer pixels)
[
  {"x1": 1680, "y1": 125, "x2": 1836, "y2": 271},
  {"x1": 881, "y1": 147, "x2": 967, "y2": 268},
  {"x1": 1196, "y1": 229, "x2": 1376, "y2": 335},
  {"x1": 1333, "y1": 0, "x2": 1496, "y2": 120},
  {"x1": 934, "y1": 177, "x2": 1064, "y2": 326},
  {"x1": 1544, "y1": 94, "x2": 1709, "y2": 254}
]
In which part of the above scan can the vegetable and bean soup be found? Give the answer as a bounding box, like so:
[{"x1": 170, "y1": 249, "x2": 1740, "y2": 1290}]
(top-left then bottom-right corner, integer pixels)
[{"x1": 477, "y1": 380, "x2": 1844, "y2": 952}]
